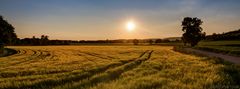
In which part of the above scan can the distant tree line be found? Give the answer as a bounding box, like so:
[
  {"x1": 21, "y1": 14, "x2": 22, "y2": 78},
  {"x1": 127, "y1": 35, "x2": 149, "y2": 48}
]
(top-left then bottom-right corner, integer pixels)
[
  {"x1": 205, "y1": 29, "x2": 240, "y2": 41},
  {"x1": 15, "y1": 35, "x2": 49, "y2": 45},
  {"x1": 14, "y1": 38, "x2": 180, "y2": 46},
  {"x1": 14, "y1": 28, "x2": 238, "y2": 46}
]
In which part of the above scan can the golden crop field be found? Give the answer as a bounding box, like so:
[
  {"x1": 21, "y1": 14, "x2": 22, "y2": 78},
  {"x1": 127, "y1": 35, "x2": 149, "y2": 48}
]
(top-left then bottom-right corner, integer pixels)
[{"x1": 0, "y1": 46, "x2": 239, "y2": 89}]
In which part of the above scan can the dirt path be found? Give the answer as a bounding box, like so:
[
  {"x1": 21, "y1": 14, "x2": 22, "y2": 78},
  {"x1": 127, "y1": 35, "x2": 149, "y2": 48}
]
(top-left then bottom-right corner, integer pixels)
[{"x1": 185, "y1": 48, "x2": 240, "y2": 64}]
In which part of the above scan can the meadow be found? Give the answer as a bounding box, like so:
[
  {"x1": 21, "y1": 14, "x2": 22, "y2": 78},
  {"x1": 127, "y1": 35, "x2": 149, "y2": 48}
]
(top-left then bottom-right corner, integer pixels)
[
  {"x1": 0, "y1": 46, "x2": 239, "y2": 89},
  {"x1": 196, "y1": 40, "x2": 240, "y2": 56}
]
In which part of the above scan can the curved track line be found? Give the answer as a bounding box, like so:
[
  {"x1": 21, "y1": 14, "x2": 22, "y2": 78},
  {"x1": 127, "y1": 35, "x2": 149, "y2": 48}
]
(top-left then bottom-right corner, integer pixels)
[
  {"x1": 3, "y1": 50, "x2": 151, "y2": 89},
  {"x1": 58, "y1": 50, "x2": 154, "y2": 89}
]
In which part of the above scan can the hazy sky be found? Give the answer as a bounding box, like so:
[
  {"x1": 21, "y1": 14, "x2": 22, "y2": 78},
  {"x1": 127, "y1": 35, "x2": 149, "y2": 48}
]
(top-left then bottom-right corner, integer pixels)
[{"x1": 1, "y1": 0, "x2": 240, "y2": 40}]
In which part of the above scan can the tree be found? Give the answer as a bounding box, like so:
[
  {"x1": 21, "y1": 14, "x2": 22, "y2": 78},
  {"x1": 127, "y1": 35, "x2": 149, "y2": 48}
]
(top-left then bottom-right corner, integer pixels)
[
  {"x1": 181, "y1": 17, "x2": 205, "y2": 46},
  {"x1": 148, "y1": 39, "x2": 153, "y2": 45},
  {"x1": 0, "y1": 15, "x2": 17, "y2": 54},
  {"x1": 155, "y1": 39, "x2": 162, "y2": 43},
  {"x1": 0, "y1": 15, "x2": 17, "y2": 45},
  {"x1": 133, "y1": 39, "x2": 139, "y2": 45},
  {"x1": 0, "y1": 42, "x2": 3, "y2": 54},
  {"x1": 40, "y1": 35, "x2": 49, "y2": 45}
]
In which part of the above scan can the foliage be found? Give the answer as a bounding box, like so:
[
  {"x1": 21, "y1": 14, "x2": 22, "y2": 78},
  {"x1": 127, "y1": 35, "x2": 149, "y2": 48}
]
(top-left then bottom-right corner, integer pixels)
[
  {"x1": 0, "y1": 15, "x2": 17, "y2": 45},
  {"x1": 133, "y1": 39, "x2": 139, "y2": 45},
  {"x1": 195, "y1": 40, "x2": 240, "y2": 56},
  {"x1": 15, "y1": 38, "x2": 177, "y2": 46},
  {"x1": 148, "y1": 39, "x2": 153, "y2": 45},
  {"x1": 17, "y1": 35, "x2": 49, "y2": 45},
  {"x1": 205, "y1": 29, "x2": 240, "y2": 41},
  {"x1": 181, "y1": 17, "x2": 205, "y2": 47},
  {"x1": 0, "y1": 43, "x2": 3, "y2": 54}
]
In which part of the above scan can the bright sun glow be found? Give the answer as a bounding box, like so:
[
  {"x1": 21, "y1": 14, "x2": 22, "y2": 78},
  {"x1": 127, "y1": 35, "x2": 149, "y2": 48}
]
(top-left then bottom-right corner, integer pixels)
[{"x1": 126, "y1": 21, "x2": 136, "y2": 31}]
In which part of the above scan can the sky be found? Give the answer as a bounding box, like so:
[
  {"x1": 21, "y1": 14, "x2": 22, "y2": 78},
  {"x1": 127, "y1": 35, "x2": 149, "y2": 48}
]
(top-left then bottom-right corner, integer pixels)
[{"x1": 0, "y1": 0, "x2": 240, "y2": 40}]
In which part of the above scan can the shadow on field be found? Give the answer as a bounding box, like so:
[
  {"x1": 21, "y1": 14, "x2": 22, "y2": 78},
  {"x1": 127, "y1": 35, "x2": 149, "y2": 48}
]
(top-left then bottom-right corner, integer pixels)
[
  {"x1": 173, "y1": 46, "x2": 240, "y2": 88},
  {"x1": 0, "y1": 48, "x2": 17, "y2": 57}
]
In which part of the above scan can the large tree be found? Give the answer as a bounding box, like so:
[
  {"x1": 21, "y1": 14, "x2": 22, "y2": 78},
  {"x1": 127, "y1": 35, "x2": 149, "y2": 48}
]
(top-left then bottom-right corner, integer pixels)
[
  {"x1": 0, "y1": 15, "x2": 17, "y2": 45},
  {"x1": 181, "y1": 17, "x2": 205, "y2": 46}
]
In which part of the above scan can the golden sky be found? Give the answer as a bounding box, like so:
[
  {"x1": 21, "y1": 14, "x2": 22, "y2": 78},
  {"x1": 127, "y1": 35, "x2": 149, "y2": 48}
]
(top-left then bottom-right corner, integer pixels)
[{"x1": 1, "y1": 0, "x2": 240, "y2": 40}]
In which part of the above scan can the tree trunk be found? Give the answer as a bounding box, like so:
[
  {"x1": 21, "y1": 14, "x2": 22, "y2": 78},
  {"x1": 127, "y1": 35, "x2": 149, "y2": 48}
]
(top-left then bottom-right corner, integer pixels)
[
  {"x1": 0, "y1": 45, "x2": 4, "y2": 54},
  {"x1": 191, "y1": 42, "x2": 198, "y2": 47}
]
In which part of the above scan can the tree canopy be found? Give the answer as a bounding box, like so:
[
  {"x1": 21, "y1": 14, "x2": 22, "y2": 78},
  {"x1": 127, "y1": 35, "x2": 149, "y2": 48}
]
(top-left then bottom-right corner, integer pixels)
[
  {"x1": 0, "y1": 15, "x2": 17, "y2": 45},
  {"x1": 181, "y1": 17, "x2": 205, "y2": 46}
]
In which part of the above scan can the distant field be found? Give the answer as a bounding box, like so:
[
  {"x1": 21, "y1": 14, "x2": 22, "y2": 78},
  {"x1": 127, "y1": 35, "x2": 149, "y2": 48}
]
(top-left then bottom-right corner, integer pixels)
[
  {"x1": 0, "y1": 46, "x2": 239, "y2": 89},
  {"x1": 196, "y1": 40, "x2": 240, "y2": 56}
]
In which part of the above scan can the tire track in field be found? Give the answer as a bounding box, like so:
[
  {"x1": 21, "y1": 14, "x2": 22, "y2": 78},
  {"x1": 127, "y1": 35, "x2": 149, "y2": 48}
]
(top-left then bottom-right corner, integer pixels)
[
  {"x1": 0, "y1": 49, "x2": 29, "y2": 68},
  {"x1": 3, "y1": 49, "x2": 39, "y2": 60},
  {"x1": 12, "y1": 50, "x2": 54, "y2": 66},
  {"x1": 73, "y1": 50, "x2": 120, "y2": 64},
  {"x1": 10, "y1": 50, "x2": 44, "y2": 63},
  {"x1": 58, "y1": 50, "x2": 154, "y2": 89},
  {"x1": 77, "y1": 53, "x2": 98, "y2": 64},
  {"x1": 50, "y1": 50, "x2": 101, "y2": 66},
  {"x1": 0, "y1": 49, "x2": 53, "y2": 70},
  {"x1": 5, "y1": 50, "x2": 151, "y2": 89},
  {"x1": 3, "y1": 49, "x2": 29, "y2": 60},
  {"x1": 0, "y1": 49, "x2": 36, "y2": 67},
  {"x1": 1, "y1": 50, "x2": 147, "y2": 78},
  {"x1": 12, "y1": 49, "x2": 26, "y2": 56},
  {"x1": 78, "y1": 51, "x2": 119, "y2": 61}
]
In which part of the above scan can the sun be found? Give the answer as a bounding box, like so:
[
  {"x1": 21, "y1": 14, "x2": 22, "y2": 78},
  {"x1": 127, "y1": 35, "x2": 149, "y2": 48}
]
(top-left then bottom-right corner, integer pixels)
[{"x1": 126, "y1": 21, "x2": 136, "y2": 31}]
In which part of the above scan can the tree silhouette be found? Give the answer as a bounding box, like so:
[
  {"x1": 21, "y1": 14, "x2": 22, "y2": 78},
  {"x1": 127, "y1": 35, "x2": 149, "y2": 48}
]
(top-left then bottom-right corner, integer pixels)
[
  {"x1": 155, "y1": 39, "x2": 162, "y2": 43},
  {"x1": 205, "y1": 29, "x2": 240, "y2": 41},
  {"x1": 133, "y1": 39, "x2": 139, "y2": 45},
  {"x1": 40, "y1": 35, "x2": 49, "y2": 45},
  {"x1": 181, "y1": 17, "x2": 205, "y2": 46},
  {"x1": 0, "y1": 15, "x2": 17, "y2": 45},
  {"x1": 148, "y1": 39, "x2": 153, "y2": 45},
  {"x1": 0, "y1": 15, "x2": 18, "y2": 54},
  {"x1": 0, "y1": 42, "x2": 3, "y2": 54}
]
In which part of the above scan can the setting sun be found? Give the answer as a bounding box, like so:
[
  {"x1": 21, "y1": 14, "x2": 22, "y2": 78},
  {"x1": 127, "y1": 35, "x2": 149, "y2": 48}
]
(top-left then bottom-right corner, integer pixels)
[
  {"x1": 1, "y1": 0, "x2": 240, "y2": 88},
  {"x1": 126, "y1": 21, "x2": 136, "y2": 31}
]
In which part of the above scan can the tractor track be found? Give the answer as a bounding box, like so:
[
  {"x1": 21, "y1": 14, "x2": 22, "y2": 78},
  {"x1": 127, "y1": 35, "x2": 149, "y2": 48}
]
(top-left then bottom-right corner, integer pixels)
[
  {"x1": 67, "y1": 50, "x2": 154, "y2": 89},
  {"x1": 3, "y1": 50, "x2": 153, "y2": 89},
  {"x1": 0, "y1": 49, "x2": 53, "y2": 70},
  {"x1": 78, "y1": 51, "x2": 119, "y2": 61}
]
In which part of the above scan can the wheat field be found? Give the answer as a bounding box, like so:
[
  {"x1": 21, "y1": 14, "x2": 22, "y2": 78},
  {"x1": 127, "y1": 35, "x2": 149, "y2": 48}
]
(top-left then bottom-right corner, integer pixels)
[{"x1": 0, "y1": 46, "x2": 239, "y2": 89}]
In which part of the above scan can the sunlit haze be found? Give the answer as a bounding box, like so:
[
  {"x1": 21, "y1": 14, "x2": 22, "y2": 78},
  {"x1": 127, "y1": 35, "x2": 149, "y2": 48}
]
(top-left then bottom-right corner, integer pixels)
[
  {"x1": 126, "y1": 21, "x2": 136, "y2": 32},
  {"x1": 1, "y1": 0, "x2": 240, "y2": 40}
]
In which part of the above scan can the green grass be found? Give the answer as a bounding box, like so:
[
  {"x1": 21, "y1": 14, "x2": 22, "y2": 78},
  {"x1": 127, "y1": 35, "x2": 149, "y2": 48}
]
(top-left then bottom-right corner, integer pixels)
[
  {"x1": 0, "y1": 46, "x2": 239, "y2": 89},
  {"x1": 196, "y1": 40, "x2": 240, "y2": 56},
  {"x1": 198, "y1": 40, "x2": 240, "y2": 46}
]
